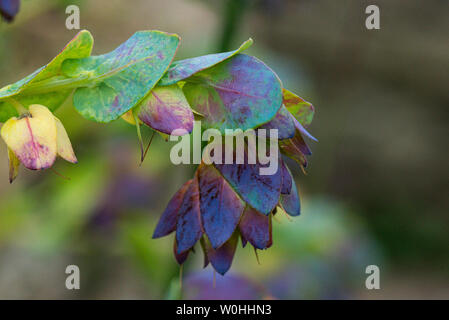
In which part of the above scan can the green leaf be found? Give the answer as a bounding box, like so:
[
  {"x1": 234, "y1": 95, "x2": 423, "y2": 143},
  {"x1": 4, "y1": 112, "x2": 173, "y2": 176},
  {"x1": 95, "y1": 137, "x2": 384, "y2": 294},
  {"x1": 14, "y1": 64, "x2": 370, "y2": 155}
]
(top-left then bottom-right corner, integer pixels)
[
  {"x1": 158, "y1": 39, "x2": 252, "y2": 86},
  {"x1": 283, "y1": 88, "x2": 315, "y2": 127},
  {"x1": 62, "y1": 31, "x2": 180, "y2": 123},
  {"x1": 182, "y1": 54, "x2": 283, "y2": 133},
  {"x1": 0, "y1": 30, "x2": 94, "y2": 122}
]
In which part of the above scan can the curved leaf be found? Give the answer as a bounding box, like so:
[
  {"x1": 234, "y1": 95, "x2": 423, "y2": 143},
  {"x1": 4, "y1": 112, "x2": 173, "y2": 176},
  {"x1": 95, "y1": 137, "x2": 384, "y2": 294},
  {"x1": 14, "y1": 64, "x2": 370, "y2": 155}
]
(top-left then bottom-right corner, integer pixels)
[
  {"x1": 62, "y1": 31, "x2": 180, "y2": 123},
  {"x1": 159, "y1": 39, "x2": 253, "y2": 86},
  {"x1": 280, "y1": 158, "x2": 292, "y2": 194},
  {"x1": 198, "y1": 164, "x2": 245, "y2": 249},
  {"x1": 283, "y1": 88, "x2": 315, "y2": 127},
  {"x1": 0, "y1": 30, "x2": 94, "y2": 122},
  {"x1": 137, "y1": 84, "x2": 193, "y2": 135},
  {"x1": 183, "y1": 54, "x2": 283, "y2": 133},
  {"x1": 239, "y1": 205, "x2": 272, "y2": 250},
  {"x1": 214, "y1": 147, "x2": 282, "y2": 215},
  {"x1": 280, "y1": 168, "x2": 301, "y2": 217},
  {"x1": 153, "y1": 179, "x2": 192, "y2": 238},
  {"x1": 279, "y1": 126, "x2": 312, "y2": 168},
  {"x1": 175, "y1": 173, "x2": 203, "y2": 254},
  {"x1": 203, "y1": 232, "x2": 239, "y2": 275},
  {"x1": 259, "y1": 105, "x2": 295, "y2": 140}
]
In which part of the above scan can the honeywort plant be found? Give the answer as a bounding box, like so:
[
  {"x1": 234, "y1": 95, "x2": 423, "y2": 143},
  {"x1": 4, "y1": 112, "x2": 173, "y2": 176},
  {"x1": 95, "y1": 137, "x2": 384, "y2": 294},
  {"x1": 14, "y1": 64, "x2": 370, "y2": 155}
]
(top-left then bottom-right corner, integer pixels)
[{"x1": 0, "y1": 30, "x2": 316, "y2": 275}]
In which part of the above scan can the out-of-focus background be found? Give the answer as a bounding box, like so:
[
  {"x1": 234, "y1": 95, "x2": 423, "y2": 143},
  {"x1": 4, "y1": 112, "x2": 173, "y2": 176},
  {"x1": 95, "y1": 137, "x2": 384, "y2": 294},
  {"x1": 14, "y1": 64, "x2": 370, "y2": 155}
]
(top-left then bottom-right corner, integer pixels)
[{"x1": 0, "y1": 0, "x2": 447, "y2": 299}]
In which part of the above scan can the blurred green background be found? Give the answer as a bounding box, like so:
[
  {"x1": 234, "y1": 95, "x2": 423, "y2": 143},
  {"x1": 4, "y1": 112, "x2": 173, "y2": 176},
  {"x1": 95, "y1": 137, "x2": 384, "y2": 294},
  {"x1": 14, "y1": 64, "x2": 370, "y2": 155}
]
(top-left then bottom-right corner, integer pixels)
[{"x1": 0, "y1": 0, "x2": 447, "y2": 299}]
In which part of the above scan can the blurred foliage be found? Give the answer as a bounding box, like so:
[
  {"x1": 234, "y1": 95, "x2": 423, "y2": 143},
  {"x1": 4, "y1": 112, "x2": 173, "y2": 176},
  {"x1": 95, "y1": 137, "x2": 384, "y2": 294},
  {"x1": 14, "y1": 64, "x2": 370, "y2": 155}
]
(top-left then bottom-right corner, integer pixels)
[{"x1": 0, "y1": 0, "x2": 447, "y2": 299}]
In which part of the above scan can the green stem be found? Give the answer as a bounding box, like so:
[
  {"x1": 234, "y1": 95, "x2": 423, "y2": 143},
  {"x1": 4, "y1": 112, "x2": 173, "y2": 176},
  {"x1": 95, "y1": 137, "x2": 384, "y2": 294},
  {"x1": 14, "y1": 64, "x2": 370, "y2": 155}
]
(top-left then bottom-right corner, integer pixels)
[
  {"x1": 134, "y1": 111, "x2": 145, "y2": 162},
  {"x1": 7, "y1": 98, "x2": 29, "y2": 116},
  {"x1": 20, "y1": 75, "x2": 91, "y2": 95}
]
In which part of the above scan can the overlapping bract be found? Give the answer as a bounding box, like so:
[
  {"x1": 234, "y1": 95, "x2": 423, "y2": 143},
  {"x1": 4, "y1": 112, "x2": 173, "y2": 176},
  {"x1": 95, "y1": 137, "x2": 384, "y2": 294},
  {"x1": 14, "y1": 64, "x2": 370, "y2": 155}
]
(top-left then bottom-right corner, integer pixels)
[{"x1": 0, "y1": 30, "x2": 316, "y2": 275}]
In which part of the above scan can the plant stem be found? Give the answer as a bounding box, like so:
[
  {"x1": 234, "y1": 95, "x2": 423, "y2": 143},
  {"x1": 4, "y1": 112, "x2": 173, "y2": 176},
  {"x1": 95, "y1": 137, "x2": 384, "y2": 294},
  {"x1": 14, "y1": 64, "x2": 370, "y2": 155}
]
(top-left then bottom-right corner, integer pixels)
[{"x1": 7, "y1": 98, "x2": 28, "y2": 116}]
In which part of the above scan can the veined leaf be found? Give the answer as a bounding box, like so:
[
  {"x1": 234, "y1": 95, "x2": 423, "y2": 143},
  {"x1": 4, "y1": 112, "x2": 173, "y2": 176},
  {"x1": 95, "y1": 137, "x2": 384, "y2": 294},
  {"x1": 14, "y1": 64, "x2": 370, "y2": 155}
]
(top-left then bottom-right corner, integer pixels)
[
  {"x1": 183, "y1": 54, "x2": 283, "y2": 133},
  {"x1": 239, "y1": 205, "x2": 272, "y2": 250},
  {"x1": 158, "y1": 39, "x2": 253, "y2": 86},
  {"x1": 198, "y1": 164, "x2": 245, "y2": 249},
  {"x1": 283, "y1": 88, "x2": 315, "y2": 127},
  {"x1": 136, "y1": 84, "x2": 193, "y2": 135},
  {"x1": 259, "y1": 105, "x2": 296, "y2": 140},
  {"x1": 214, "y1": 145, "x2": 282, "y2": 215},
  {"x1": 0, "y1": 30, "x2": 94, "y2": 122},
  {"x1": 61, "y1": 31, "x2": 180, "y2": 123}
]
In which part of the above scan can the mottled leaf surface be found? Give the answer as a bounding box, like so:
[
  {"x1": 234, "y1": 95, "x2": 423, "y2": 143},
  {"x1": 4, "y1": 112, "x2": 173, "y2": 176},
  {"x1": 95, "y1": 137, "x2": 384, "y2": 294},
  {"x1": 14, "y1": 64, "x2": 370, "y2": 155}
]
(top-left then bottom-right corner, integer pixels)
[
  {"x1": 159, "y1": 39, "x2": 252, "y2": 86},
  {"x1": 214, "y1": 147, "x2": 282, "y2": 215},
  {"x1": 176, "y1": 174, "x2": 203, "y2": 254},
  {"x1": 283, "y1": 88, "x2": 315, "y2": 127},
  {"x1": 279, "y1": 126, "x2": 312, "y2": 167},
  {"x1": 280, "y1": 158, "x2": 292, "y2": 194},
  {"x1": 62, "y1": 31, "x2": 180, "y2": 122},
  {"x1": 259, "y1": 105, "x2": 295, "y2": 140},
  {"x1": 198, "y1": 164, "x2": 245, "y2": 249},
  {"x1": 280, "y1": 172, "x2": 301, "y2": 217},
  {"x1": 239, "y1": 205, "x2": 272, "y2": 250},
  {"x1": 183, "y1": 54, "x2": 283, "y2": 133},
  {"x1": 204, "y1": 232, "x2": 239, "y2": 275},
  {"x1": 153, "y1": 179, "x2": 192, "y2": 238},
  {"x1": 0, "y1": 30, "x2": 93, "y2": 122},
  {"x1": 137, "y1": 84, "x2": 193, "y2": 135}
]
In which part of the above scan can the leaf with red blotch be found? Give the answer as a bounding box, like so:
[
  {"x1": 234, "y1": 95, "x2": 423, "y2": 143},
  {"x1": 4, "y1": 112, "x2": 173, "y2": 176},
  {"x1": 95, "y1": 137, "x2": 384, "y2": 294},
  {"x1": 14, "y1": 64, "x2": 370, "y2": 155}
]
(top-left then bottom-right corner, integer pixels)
[
  {"x1": 198, "y1": 164, "x2": 245, "y2": 249},
  {"x1": 239, "y1": 205, "x2": 272, "y2": 250},
  {"x1": 203, "y1": 232, "x2": 239, "y2": 275},
  {"x1": 152, "y1": 179, "x2": 192, "y2": 239},
  {"x1": 175, "y1": 174, "x2": 203, "y2": 254}
]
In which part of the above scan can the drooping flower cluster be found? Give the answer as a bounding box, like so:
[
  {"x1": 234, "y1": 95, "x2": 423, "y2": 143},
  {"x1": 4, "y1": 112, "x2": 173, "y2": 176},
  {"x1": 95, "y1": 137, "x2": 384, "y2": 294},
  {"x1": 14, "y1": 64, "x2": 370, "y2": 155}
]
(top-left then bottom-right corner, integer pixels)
[
  {"x1": 0, "y1": 30, "x2": 316, "y2": 276},
  {"x1": 153, "y1": 90, "x2": 315, "y2": 275}
]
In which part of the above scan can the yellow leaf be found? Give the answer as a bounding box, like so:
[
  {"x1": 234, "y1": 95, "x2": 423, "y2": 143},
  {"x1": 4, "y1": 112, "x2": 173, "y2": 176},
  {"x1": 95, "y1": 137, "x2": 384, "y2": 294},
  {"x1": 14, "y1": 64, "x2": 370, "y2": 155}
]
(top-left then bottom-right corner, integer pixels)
[
  {"x1": 1, "y1": 104, "x2": 57, "y2": 170},
  {"x1": 54, "y1": 116, "x2": 77, "y2": 163}
]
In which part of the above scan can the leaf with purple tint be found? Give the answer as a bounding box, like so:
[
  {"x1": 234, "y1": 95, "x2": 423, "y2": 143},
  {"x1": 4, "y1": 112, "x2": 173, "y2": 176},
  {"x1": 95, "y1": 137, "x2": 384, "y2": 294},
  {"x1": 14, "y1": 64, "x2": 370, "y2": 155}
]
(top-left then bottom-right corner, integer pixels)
[
  {"x1": 198, "y1": 164, "x2": 245, "y2": 249},
  {"x1": 152, "y1": 179, "x2": 192, "y2": 239},
  {"x1": 136, "y1": 84, "x2": 193, "y2": 135},
  {"x1": 61, "y1": 31, "x2": 180, "y2": 122},
  {"x1": 239, "y1": 205, "x2": 272, "y2": 250},
  {"x1": 182, "y1": 54, "x2": 283, "y2": 133},
  {"x1": 279, "y1": 126, "x2": 312, "y2": 168},
  {"x1": 0, "y1": 30, "x2": 93, "y2": 122},
  {"x1": 174, "y1": 239, "x2": 190, "y2": 265},
  {"x1": 280, "y1": 169, "x2": 301, "y2": 216},
  {"x1": 283, "y1": 88, "x2": 315, "y2": 127},
  {"x1": 176, "y1": 174, "x2": 203, "y2": 254},
  {"x1": 259, "y1": 105, "x2": 295, "y2": 140},
  {"x1": 159, "y1": 39, "x2": 253, "y2": 86},
  {"x1": 0, "y1": 0, "x2": 20, "y2": 22},
  {"x1": 214, "y1": 147, "x2": 282, "y2": 215},
  {"x1": 280, "y1": 158, "x2": 292, "y2": 194},
  {"x1": 203, "y1": 232, "x2": 239, "y2": 275}
]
